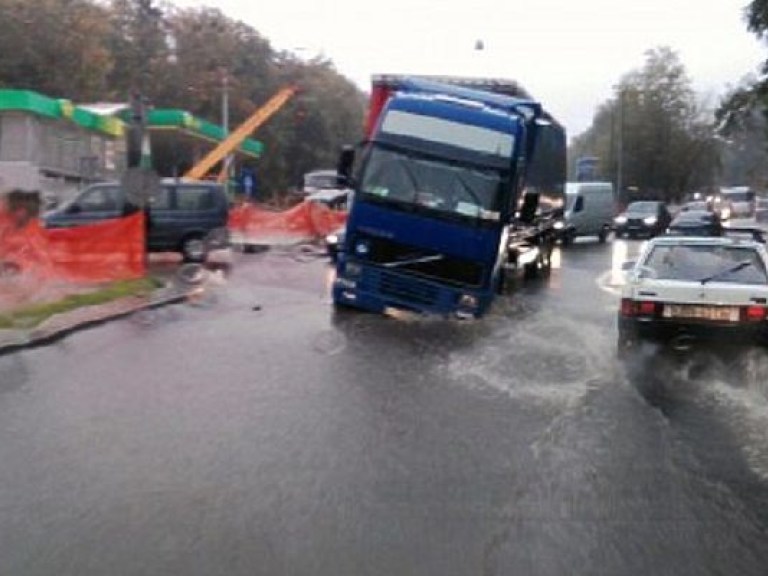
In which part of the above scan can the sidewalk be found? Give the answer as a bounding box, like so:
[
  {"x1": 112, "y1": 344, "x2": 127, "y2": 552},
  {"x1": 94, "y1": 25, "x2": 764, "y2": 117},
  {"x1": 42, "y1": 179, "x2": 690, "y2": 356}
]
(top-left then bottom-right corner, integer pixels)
[{"x1": 0, "y1": 278, "x2": 193, "y2": 356}]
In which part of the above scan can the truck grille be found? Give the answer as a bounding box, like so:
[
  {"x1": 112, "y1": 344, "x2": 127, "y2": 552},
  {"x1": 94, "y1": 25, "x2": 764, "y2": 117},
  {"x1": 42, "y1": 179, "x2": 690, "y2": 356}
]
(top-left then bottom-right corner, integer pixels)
[
  {"x1": 378, "y1": 270, "x2": 440, "y2": 307},
  {"x1": 361, "y1": 235, "x2": 484, "y2": 287}
]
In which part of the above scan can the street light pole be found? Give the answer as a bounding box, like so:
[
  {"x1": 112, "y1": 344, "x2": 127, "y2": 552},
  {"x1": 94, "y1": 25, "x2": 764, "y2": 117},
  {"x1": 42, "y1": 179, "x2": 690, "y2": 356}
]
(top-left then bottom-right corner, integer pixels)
[{"x1": 616, "y1": 88, "x2": 624, "y2": 205}]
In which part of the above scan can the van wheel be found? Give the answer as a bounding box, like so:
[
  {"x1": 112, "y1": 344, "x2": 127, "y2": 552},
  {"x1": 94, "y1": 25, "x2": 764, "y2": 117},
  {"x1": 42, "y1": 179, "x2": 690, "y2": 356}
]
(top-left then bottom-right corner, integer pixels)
[
  {"x1": 598, "y1": 229, "x2": 608, "y2": 243},
  {"x1": 181, "y1": 235, "x2": 207, "y2": 263}
]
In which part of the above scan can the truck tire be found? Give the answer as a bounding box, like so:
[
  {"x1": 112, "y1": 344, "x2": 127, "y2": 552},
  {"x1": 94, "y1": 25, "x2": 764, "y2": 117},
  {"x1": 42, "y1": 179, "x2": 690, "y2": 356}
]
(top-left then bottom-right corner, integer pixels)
[
  {"x1": 598, "y1": 228, "x2": 608, "y2": 243},
  {"x1": 523, "y1": 250, "x2": 550, "y2": 280}
]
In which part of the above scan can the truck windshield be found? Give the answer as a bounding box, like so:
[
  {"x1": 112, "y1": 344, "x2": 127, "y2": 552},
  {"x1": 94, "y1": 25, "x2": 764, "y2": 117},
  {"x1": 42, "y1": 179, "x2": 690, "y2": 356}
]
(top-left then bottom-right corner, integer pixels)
[{"x1": 358, "y1": 146, "x2": 503, "y2": 221}]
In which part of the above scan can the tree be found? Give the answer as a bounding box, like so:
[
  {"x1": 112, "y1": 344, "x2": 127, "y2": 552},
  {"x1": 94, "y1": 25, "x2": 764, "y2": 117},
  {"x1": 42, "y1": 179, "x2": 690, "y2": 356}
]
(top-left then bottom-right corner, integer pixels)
[
  {"x1": 570, "y1": 47, "x2": 719, "y2": 203},
  {"x1": 0, "y1": 0, "x2": 367, "y2": 198},
  {"x1": 0, "y1": 0, "x2": 113, "y2": 101},
  {"x1": 106, "y1": 0, "x2": 171, "y2": 100},
  {"x1": 714, "y1": 1, "x2": 768, "y2": 188}
]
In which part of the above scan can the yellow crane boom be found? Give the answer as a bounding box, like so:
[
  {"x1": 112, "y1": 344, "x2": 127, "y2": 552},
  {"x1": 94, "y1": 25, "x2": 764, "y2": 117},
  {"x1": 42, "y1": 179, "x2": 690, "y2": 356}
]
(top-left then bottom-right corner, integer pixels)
[{"x1": 184, "y1": 86, "x2": 297, "y2": 181}]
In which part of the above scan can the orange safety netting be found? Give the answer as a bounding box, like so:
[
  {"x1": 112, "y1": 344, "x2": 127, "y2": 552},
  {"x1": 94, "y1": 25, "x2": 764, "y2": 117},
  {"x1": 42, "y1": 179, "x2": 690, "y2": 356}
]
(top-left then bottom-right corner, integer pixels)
[
  {"x1": 1, "y1": 207, "x2": 146, "y2": 310},
  {"x1": 44, "y1": 212, "x2": 146, "y2": 282},
  {"x1": 228, "y1": 200, "x2": 347, "y2": 245}
]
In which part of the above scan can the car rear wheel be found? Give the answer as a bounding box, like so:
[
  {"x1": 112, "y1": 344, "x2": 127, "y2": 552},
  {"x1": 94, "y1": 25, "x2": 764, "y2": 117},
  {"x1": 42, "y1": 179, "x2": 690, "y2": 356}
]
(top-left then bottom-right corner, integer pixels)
[{"x1": 181, "y1": 235, "x2": 207, "y2": 263}]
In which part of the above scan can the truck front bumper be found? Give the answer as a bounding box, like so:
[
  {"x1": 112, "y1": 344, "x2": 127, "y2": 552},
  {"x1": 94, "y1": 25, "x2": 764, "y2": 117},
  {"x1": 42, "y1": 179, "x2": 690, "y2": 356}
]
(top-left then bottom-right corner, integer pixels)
[{"x1": 333, "y1": 262, "x2": 491, "y2": 319}]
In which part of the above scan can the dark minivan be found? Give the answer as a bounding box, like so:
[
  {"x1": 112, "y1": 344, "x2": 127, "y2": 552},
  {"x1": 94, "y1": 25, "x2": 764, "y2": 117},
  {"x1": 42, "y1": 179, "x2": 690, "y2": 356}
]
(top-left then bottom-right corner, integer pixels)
[{"x1": 44, "y1": 180, "x2": 229, "y2": 261}]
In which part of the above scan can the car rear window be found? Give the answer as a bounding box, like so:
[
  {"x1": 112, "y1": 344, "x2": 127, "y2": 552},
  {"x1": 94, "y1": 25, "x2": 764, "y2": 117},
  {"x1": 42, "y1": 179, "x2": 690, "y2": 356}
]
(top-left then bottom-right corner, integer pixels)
[{"x1": 643, "y1": 244, "x2": 768, "y2": 284}]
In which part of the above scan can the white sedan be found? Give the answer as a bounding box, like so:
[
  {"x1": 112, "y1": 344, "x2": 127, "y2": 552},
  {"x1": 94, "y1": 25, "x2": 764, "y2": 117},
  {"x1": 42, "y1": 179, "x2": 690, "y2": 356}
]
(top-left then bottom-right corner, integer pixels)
[{"x1": 618, "y1": 233, "x2": 768, "y2": 352}]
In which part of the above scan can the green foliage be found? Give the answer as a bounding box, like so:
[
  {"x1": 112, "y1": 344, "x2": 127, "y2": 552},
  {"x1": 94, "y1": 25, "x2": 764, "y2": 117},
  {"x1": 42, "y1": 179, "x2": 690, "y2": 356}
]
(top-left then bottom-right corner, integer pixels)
[
  {"x1": 714, "y1": 0, "x2": 768, "y2": 187},
  {"x1": 748, "y1": 0, "x2": 768, "y2": 38},
  {"x1": 0, "y1": 0, "x2": 366, "y2": 198},
  {"x1": 0, "y1": 0, "x2": 113, "y2": 100},
  {"x1": 570, "y1": 47, "x2": 719, "y2": 202}
]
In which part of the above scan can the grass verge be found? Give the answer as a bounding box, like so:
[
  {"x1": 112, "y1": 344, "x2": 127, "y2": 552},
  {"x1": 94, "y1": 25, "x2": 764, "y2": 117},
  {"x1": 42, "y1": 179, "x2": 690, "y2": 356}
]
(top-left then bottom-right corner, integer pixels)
[{"x1": 0, "y1": 277, "x2": 163, "y2": 329}]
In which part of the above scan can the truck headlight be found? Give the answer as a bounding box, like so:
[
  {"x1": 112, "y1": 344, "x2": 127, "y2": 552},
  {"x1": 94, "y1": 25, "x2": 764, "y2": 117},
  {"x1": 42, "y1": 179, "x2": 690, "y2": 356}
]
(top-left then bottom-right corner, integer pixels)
[
  {"x1": 643, "y1": 216, "x2": 657, "y2": 225},
  {"x1": 354, "y1": 240, "x2": 370, "y2": 256},
  {"x1": 553, "y1": 220, "x2": 565, "y2": 230},
  {"x1": 326, "y1": 234, "x2": 339, "y2": 245},
  {"x1": 458, "y1": 294, "x2": 479, "y2": 310},
  {"x1": 614, "y1": 215, "x2": 627, "y2": 224}
]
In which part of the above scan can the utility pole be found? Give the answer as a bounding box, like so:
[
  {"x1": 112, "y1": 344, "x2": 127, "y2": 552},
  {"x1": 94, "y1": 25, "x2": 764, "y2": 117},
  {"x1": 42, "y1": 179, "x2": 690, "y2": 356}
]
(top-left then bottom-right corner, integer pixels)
[
  {"x1": 221, "y1": 67, "x2": 231, "y2": 194},
  {"x1": 616, "y1": 87, "x2": 625, "y2": 206},
  {"x1": 122, "y1": 0, "x2": 162, "y2": 271}
]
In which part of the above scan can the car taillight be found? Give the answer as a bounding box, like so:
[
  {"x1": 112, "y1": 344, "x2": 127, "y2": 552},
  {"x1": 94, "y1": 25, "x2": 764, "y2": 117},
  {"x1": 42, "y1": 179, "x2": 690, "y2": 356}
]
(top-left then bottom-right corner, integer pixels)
[
  {"x1": 743, "y1": 305, "x2": 767, "y2": 322},
  {"x1": 620, "y1": 298, "x2": 658, "y2": 317},
  {"x1": 620, "y1": 298, "x2": 635, "y2": 316}
]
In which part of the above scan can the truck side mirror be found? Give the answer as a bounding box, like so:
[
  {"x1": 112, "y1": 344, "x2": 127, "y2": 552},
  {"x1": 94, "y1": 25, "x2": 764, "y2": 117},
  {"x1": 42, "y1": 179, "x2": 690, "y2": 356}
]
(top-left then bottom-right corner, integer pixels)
[{"x1": 337, "y1": 145, "x2": 356, "y2": 187}]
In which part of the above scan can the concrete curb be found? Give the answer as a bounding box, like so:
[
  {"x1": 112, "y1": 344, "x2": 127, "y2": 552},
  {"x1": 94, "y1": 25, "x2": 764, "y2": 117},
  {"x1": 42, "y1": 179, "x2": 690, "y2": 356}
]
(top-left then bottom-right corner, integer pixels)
[{"x1": 0, "y1": 287, "x2": 192, "y2": 357}]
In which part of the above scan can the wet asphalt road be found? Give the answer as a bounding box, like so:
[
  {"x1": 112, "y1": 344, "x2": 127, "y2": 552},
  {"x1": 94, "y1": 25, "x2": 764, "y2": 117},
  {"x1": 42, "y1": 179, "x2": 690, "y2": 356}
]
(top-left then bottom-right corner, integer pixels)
[{"x1": 2, "y1": 238, "x2": 768, "y2": 575}]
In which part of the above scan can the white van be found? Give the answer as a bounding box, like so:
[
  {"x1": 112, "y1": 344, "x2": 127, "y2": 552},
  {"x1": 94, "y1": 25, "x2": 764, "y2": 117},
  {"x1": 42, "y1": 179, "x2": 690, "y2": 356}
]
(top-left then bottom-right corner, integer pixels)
[
  {"x1": 562, "y1": 182, "x2": 616, "y2": 244},
  {"x1": 721, "y1": 186, "x2": 755, "y2": 218}
]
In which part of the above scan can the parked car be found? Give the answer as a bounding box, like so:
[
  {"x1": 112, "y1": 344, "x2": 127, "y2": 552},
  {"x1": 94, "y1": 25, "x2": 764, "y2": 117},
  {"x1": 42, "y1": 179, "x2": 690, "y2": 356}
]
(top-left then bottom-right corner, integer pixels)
[
  {"x1": 44, "y1": 180, "x2": 230, "y2": 262},
  {"x1": 618, "y1": 233, "x2": 768, "y2": 353},
  {"x1": 614, "y1": 201, "x2": 672, "y2": 238},
  {"x1": 324, "y1": 226, "x2": 346, "y2": 263},
  {"x1": 666, "y1": 210, "x2": 723, "y2": 237},
  {"x1": 300, "y1": 170, "x2": 344, "y2": 195},
  {"x1": 756, "y1": 197, "x2": 768, "y2": 224},
  {"x1": 305, "y1": 188, "x2": 351, "y2": 211},
  {"x1": 562, "y1": 181, "x2": 616, "y2": 244}
]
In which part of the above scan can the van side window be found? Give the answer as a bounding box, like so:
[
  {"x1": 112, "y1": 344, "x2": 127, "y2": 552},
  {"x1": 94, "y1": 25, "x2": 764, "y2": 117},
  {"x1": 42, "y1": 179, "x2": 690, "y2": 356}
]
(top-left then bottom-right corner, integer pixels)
[
  {"x1": 79, "y1": 186, "x2": 121, "y2": 212},
  {"x1": 176, "y1": 187, "x2": 216, "y2": 211},
  {"x1": 573, "y1": 195, "x2": 584, "y2": 213},
  {"x1": 150, "y1": 187, "x2": 172, "y2": 210}
]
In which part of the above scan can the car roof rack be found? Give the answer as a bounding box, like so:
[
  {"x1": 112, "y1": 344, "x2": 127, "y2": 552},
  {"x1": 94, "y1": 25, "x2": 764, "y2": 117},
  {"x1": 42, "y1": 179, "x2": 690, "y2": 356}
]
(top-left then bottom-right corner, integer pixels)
[{"x1": 722, "y1": 226, "x2": 766, "y2": 244}]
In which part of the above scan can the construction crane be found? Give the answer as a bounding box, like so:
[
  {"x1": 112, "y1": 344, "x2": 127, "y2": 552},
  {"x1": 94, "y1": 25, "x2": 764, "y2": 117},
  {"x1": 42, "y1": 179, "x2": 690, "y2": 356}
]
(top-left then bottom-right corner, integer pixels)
[{"x1": 184, "y1": 86, "x2": 297, "y2": 181}]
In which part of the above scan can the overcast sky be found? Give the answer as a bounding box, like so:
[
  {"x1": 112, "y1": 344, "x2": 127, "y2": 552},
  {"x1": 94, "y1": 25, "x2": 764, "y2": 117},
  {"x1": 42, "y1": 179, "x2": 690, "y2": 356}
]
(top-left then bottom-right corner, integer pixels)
[{"x1": 173, "y1": 0, "x2": 765, "y2": 138}]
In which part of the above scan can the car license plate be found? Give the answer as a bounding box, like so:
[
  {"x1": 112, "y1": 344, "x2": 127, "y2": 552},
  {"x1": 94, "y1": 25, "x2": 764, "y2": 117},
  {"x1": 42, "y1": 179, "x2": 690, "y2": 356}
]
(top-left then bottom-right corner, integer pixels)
[{"x1": 663, "y1": 304, "x2": 739, "y2": 322}]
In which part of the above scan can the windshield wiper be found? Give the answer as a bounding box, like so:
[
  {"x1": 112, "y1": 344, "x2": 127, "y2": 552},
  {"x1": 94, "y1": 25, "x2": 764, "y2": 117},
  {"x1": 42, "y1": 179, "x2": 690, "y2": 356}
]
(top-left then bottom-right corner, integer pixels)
[
  {"x1": 699, "y1": 260, "x2": 753, "y2": 285},
  {"x1": 453, "y1": 171, "x2": 484, "y2": 209}
]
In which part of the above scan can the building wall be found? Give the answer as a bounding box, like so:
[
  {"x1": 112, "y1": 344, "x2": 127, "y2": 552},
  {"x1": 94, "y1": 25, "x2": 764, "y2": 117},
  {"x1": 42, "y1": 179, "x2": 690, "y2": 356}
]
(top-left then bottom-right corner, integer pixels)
[
  {"x1": 0, "y1": 113, "x2": 34, "y2": 162},
  {"x1": 0, "y1": 112, "x2": 125, "y2": 200}
]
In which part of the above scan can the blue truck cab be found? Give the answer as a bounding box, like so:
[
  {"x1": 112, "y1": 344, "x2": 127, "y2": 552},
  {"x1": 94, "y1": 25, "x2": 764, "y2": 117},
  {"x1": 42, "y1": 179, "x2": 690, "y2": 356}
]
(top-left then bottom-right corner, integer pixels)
[{"x1": 333, "y1": 76, "x2": 565, "y2": 318}]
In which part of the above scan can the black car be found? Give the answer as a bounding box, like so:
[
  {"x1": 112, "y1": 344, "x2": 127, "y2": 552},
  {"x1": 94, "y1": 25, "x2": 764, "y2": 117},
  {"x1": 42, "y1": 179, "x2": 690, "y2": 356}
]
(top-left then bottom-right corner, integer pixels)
[
  {"x1": 666, "y1": 209, "x2": 723, "y2": 237},
  {"x1": 678, "y1": 200, "x2": 712, "y2": 213},
  {"x1": 614, "y1": 201, "x2": 672, "y2": 238}
]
